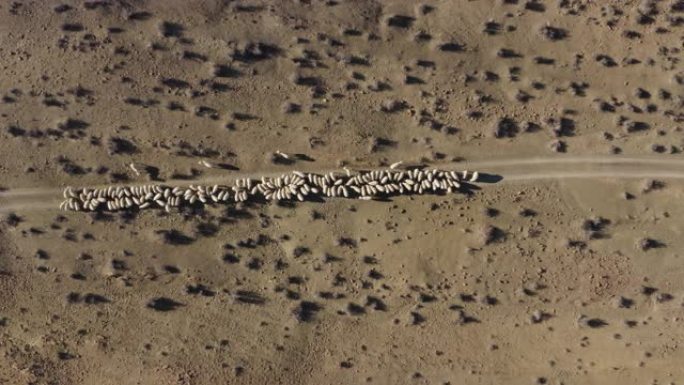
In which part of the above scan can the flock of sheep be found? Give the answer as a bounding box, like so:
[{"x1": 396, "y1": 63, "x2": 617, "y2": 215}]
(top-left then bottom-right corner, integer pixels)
[{"x1": 59, "y1": 167, "x2": 480, "y2": 212}]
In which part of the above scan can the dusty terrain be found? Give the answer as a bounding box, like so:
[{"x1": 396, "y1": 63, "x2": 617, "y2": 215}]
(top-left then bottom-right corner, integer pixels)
[{"x1": 0, "y1": 0, "x2": 683, "y2": 384}]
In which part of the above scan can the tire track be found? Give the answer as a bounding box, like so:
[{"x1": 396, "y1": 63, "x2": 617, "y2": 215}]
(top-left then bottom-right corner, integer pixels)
[{"x1": 0, "y1": 156, "x2": 682, "y2": 212}]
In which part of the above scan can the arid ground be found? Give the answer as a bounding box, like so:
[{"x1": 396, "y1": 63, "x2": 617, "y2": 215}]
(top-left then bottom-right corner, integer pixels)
[{"x1": 0, "y1": 0, "x2": 683, "y2": 384}]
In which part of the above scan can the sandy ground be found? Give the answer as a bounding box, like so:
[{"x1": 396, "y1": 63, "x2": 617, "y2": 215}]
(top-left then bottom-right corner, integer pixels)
[{"x1": 0, "y1": 0, "x2": 683, "y2": 384}]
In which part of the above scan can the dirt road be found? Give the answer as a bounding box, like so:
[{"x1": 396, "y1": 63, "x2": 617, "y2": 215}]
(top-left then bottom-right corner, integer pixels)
[{"x1": 1, "y1": 156, "x2": 681, "y2": 212}]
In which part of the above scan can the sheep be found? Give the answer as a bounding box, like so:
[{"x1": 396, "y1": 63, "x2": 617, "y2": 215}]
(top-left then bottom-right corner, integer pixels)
[{"x1": 59, "y1": 167, "x2": 483, "y2": 212}]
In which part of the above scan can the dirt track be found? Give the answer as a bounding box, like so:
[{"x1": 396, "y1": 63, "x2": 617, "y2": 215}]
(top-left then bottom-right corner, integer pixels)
[{"x1": 1, "y1": 156, "x2": 682, "y2": 212}]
